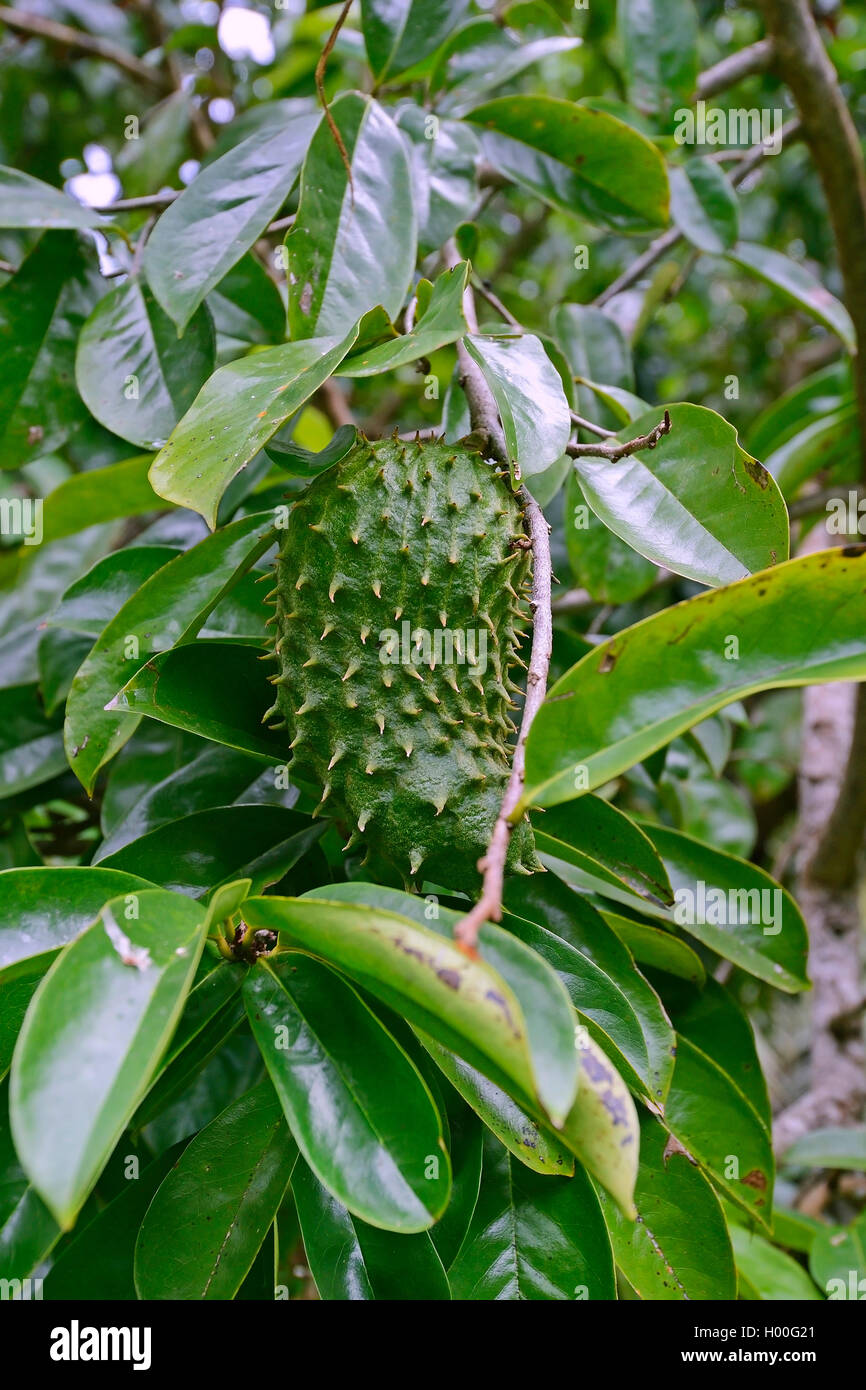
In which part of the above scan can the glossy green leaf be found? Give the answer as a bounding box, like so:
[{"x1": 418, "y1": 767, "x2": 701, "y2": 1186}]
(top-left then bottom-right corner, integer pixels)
[
  {"x1": 810, "y1": 1212, "x2": 866, "y2": 1299},
  {"x1": 10, "y1": 888, "x2": 206, "y2": 1227},
  {"x1": 0, "y1": 683, "x2": 66, "y2": 797},
  {"x1": 94, "y1": 744, "x2": 271, "y2": 862},
  {"x1": 619, "y1": 0, "x2": 699, "y2": 119},
  {"x1": 566, "y1": 473, "x2": 658, "y2": 603},
  {"x1": 573, "y1": 404, "x2": 789, "y2": 587},
  {"x1": 418, "y1": 1033, "x2": 575, "y2": 1176},
  {"x1": 600, "y1": 911, "x2": 706, "y2": 984},
  {"x1": 76, "y1": 277, "x2": 215, "y2": 448},
  {"x1": 0, "y1": 1079, "x2": 59, "y2": 1281},
  {"x1": 299, "y1": 881, "x2": 580, "y2": 1129},
  {"x1": 0, "y1": 961, "x2": 47, "y2": 1080},
  {"x1": 288, "y1": 94, "x2": 415, "y2": 340},
  {"x1": 665, "y1": 1036, "x2": 773, "y2": 1227},
  {"x1": 669, "y1": 157, "x2": 738, "y2": 253},
  {"x1": 466, "y1": 96, "x2": 669, "y2": 232},
  {"x1": 463, "y1": 333, "x2": 571, "y2": 482},
  {"x1": 337, "y1": 262, "x2": 469, "y2": 376},
  {"x1": 503, "y1": 875, "x2": 675, "y2": 1105},
  {"x1": 207, "y1": 253, "x2": 286, "y2": 347},
  {"x1": 784, "y1": 1126, "x2": 866, "y2": 1172},
  {"x1": 148, "y1": 328, "x2": 358, "y2": 526},
  {"x1": 665, "y1": 977, "x2": 770, "y2": 1132},
  {"x1": 107, "y1": 640, "x2": 288, "y2": 763},
  {"x1": 521, "y1": 547, "x2": 866, "y2": 813},
  {"x1": 46, "y1": 546, "x2": 178, "y2": 638},
  {"x1": 731, "y1": 1223, "x2": 822, "y2": 1301},
  {"x1": 0, "y1": 866, "x2": 153, "y2": 983},
  {"x1": 443, "y1": 36, "x2": 583, "y2": 115},
  {"x1": 0, "y1": 232, "x2": 101, "y2": 469},
  {"x1": 599, "y1": 1113, "x2": 736, "y2": 1300},
  {"x1": 293, "y1": 1159, "x2": 450, "y2": 1300},
  {"x1": 428, "y1": 1083, "x2": 483, "y2": 1269},
  {"x1": 727, "y1": 242, "x2": 855, "y2": 350},
  {"x1": 135, "y1": 1081, "x2": 296, "y2": 1298},
  {"x1": 361, "y1": 0, "x2": 469, "y2": 80},
  {"x1": 64, "y1": 511, "x2": 275, "y2": 793},
  {"x1": 241, "y1": 894, "x2": 545, "y2": 1126},
  {"x1": 553, "y1": 304, "x2": 634, "y2": 393},
  {"x1": 145, "y1": 113, "x2": 317, "y2": 331},
  {"x1": 449, "y1": 1133, "x2": 615, "y2": 1300},
  {"x1": 395, "y1": 107, "x2": 481, "y2": 252},
  {"x1": 99, "y1": 806, "x2": 320, "y2": 897},
  {"x1": 0, "y1": 165, "x2": 106, "y2": 229},
  {"x1": 43, "y1": 1143, "x2": 186, "y2": 1300},
  {"x1": 39, "y1": 457, "x2": 172, "y2": 547},
  {"x1": 245, "y1": 956, "x2": 450, "y2": 1232},
  {"x1": 643, "y1": 824, "x2": 809, "y2": 992},
  {"x1": 533, "y1": 795, "x2": 673, "y2": 907}
]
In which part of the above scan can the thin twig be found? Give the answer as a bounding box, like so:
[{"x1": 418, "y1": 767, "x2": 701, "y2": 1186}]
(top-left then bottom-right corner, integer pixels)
[
  {"x1": 567, "y1": 409, "x2": 672, "y2": 460},
  {"x1": 443, "y1": 243, "x2": 554, "y2": 950},
  {"x1": 0, "y1": 5, "x2": 170, "y2": 89},
  {"x1": 454, "y1": 491, "x2": 553, "y2": 952},
  {"x1": 0, "y1": 257, "x2": 16, "y2": 275},
  {"x1": 594, "y1": 120, "x2": 801, "y2": 308},
  {"x1": 315, "y1": 0, "x2": 355, "y2": 197},
  {"x1": 471, "y1": 277, "x2": 522, "y2": 329},
  {"x1": 93, "y1": 191, "x2": 179, "y2": 213},
  {"x1": 570, "y1": 410, "x2": 617, "y2": 439},
  {"x1": 696, "y1": 38, "x2": 776, "y2": 99}
]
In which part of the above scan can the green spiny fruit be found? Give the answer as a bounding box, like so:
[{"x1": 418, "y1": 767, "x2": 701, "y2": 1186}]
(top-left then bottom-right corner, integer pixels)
[{"x1": 267, "y1": 434, "x2": 539, "y2": 886}]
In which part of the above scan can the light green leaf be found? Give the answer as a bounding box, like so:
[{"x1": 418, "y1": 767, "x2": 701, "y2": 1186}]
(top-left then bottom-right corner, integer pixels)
[
  {"x1": 148, "y1": 328, "x2": 359, "y2": 526},
  {"x1": 10, "y1": 889, "x2": 206, "y2": 1227},
  {"x1": 288, "y1": 94, "x2": 415, "y2": 340},
  {"x1": 144, "y1": 112, "x2": 317, "y2": 331},
  {"x1": 464, "y1": 332, "x2": 571, "y2": 483},
  {"x1": 727, "y1": 242, "x2": 855, "y2": 350},
  {"x1": 520, "y1": 547, "x2": 866, "y2": 813}
]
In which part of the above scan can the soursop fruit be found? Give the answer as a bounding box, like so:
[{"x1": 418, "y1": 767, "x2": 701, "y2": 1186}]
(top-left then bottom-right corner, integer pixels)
[{"x1": 266, "y1": 434, "x2": 539, "y2": 885}]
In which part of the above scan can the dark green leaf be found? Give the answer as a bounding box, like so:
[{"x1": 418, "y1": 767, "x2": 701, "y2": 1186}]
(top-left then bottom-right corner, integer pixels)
[
  {"x1": 10, "y1": 888, "x2": 206, "y2": 1227},
  {"x1": 134, "y1": 1081, "x2": 296, "y2": 1298},
  {"x1": 245, "y1": 955, "x2": 450, "y2": 1232},
  {"x1": 75, "y1": 277, "x2": 215, "y2": 448}
]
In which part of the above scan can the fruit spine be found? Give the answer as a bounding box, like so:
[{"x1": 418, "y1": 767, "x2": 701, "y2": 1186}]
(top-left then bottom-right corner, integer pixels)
[{"x1": 266, "y1": 434, "x2": 538, "y2": 885}]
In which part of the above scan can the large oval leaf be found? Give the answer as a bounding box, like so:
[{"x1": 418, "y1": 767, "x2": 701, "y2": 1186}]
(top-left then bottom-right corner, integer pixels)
[
  {"x1": 144, "y1": 111, "x2": 318, "y2": 331},
  {"x1": 134, "y1": 1081, "x2": 296, "y2": 1298},
  {"x1": 244, "y1": 955, "x2": 450, "y2": 1233},
  {"x1": 10, "y1": 888, "x2": 206, "y2": 1227},
  {"x1": 288, "y1": 94, "x2": 415, "y2": 340},
  {"x1": 521, "y1": 547, "x2": 866, "y2": 812},
  {"x1": 466, "y1": 96, "x2": 669, "y2": 232},
  {"x1": 0, "y1": 866, "x2": 155, "y2": 983},
  {"x1": 573, "y1": 404, "x2": 789, "y2": 587},
  {"x1": 148, "y1": 329, "x2": 359, "y2": 526},
  {"x1": 599, "y1": 1113, "x2": 736, "y2": 1300},
  {"x1": 463, "y1": 333, "x2": 571, "y2": 483},
  {"x1": 448, "y1": 1133, "x2": 615, "y2": 1300},
  {"x1": 532, "y1": 795, "x2": 673, "y2": 907},
  {"x1": 64, "y1": 511, "x2": 275, "y2": 793},
  {"x1": 302, "y1": 881, "x2": 580, "y2": 1129},
  {"x1": 292, "y1": 1159, "x2": 450, "y2": 1300},
  {"x1": 75, "y1": 277, "x2": 215, "y2": 449}
]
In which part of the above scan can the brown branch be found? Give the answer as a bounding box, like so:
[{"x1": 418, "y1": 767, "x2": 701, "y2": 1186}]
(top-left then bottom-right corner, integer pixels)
[
  {"x1": 0, "y1": 5, "x2": 170, "y2": 89},
  {"x1": 567, "y1": 409, "x2": 672, "y2": 460},
  {"x1": 454, "y1": 490, "x2": 553, "y2": 953},
  {"x1": 696, "y1": 38, "x2": 776, "y2": 99},
  {"x1": 594, "y1": 120, "x2": 800, "y2": 309},
  {"x1": 443, "y1": 243, "x2": 553, "y2": 950},
  {"x1": 471, "y1": 277, "x2": 522, "y2": 329},
  {"x1": 759, "y1": 0, "x2": 866, "y2": 1159},
  {"x1": 569, "y1": 410, "x2": 617, "y2": 440},
  {"x1": 314, "y1": 379, "x2": 355, "y2": 430}
]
